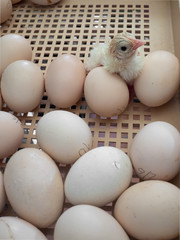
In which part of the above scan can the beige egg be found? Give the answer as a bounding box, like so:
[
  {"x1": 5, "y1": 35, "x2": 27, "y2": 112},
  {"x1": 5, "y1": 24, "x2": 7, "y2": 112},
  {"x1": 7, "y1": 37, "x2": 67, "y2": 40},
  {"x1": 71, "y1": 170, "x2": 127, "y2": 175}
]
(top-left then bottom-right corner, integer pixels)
[
  {"x1": 84, "y1": 67, "x2": 129, "y2": 118},
  {"x1": 0, "y1": 0, "x2": 12, "y2": 24},
  {"x1": 0, "y1": 111, "x2": 24, "y2": 159},
  {"x1": 129, "y1": 121, "x2": 180, "y2": 181},
  {"x1": 65, "y1": 146, "x2": 132, "y2": 207},
  {"x1": 0, "y1": 91, "x2": 2, "y2": 110},
  {"x1": 11, "y1": 0, "x2": 22, "y2": 4},
  {"x1": 134, "y1": 50, "x2": 180, "y2": 107},
  {"x1": 45, "y1": 54, "x2": 86, "y2": 108},
  {"x1": 0, "y1": 172, "x2": 6, "y2": 214},
  {"x1": 0, "y1": 34, "x2": 32, "y2": 77},
  {"x1": 4, "y1": 148, "x2": 64, "y2": 228},
  {"x1": 54, "y1": 205, "x2": 130, "y2": 240},
  {"x1": 0, "y1": 217, "x2": 48, "y2": 240},
  {"x1": 31, "y1": 0, "x2": 61, "y2": 5},
  {"x1": 36, "y1": 110, "x2": 92, "y2": 164},
  {"x1": 1, "y1": 60, "x2": 44, "y2": 113},
  {"x1": 114, "y1": 180, "x2": 180, "y2": 240}
]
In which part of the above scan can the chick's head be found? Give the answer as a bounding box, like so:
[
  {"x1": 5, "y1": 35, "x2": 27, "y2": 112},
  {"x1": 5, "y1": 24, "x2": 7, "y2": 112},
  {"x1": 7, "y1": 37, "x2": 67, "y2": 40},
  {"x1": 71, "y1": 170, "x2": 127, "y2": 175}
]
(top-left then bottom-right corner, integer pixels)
[{"x1": 109, "y1": 33, "x2": 145, "y2": 60}]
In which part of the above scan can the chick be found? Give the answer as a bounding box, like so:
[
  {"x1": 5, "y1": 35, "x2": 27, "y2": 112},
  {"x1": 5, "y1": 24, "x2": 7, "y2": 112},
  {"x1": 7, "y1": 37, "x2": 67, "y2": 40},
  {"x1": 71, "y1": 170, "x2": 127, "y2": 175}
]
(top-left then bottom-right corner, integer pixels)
[{"x1": 85, "y1": 32, "x2": 145, "y2": 85}]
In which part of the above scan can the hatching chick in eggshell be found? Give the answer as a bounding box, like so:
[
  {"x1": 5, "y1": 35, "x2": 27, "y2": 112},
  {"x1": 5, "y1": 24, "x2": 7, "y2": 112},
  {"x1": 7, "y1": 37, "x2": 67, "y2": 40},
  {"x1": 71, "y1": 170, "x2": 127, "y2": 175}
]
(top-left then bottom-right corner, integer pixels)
[{"x1": 85, "y1": 32, "x2": 145, "y2": 85}]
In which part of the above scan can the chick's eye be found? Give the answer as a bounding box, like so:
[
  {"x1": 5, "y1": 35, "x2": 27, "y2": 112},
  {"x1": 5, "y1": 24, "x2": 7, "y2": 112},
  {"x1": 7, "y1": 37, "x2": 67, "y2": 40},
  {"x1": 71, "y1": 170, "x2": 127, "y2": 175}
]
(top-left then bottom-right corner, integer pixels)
[{"x1": 121, "y1": 46, "x2": 127, "y2": 51}]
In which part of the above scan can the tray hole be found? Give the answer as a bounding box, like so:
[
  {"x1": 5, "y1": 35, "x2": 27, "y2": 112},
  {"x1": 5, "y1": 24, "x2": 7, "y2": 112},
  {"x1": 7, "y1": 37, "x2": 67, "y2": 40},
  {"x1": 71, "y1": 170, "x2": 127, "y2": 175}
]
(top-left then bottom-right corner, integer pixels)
[
  {"x1": 133, "y1": 114, "x2": 140, "y2": 120},
  {"x1": 99, "y1": 122, "x2": 106, "y2": 128},
  {"x1": 110, "y1": 132, "x2": 117, "y2": 138},
  {"x1": 122, "y1": 123, "x2": 128, "y2": 129},
  {"x1": 133, "y1": 123, "x2": 140, "y2": 129},
  {"x1": 79, "y1": 113, "x2": 86, "y2": 118},
  {"x1": 89, "y1": 113, "x2": 96, "y2": 119},
  {"x1": 24, "y1": 128, "x2": 29, "y2": 134},
  {"x1": 22, "y1": 138, "x2": 27, "y2": 144},
  {"x1": 121, "y1": 132, "x2": 128, "y2": 139},
  {"x1": 88, "y1": 122, "x2": 95, "y2": 128},
  {"x1": 38, "y1": 112, "x2": 44, "y2": 117},
  {"x1": 80, "y1": 105, "x2": 87, "y2": 110},
  {"x1": 109, "y1": 142, "x2": 116, "y2": 147},
  {"x1": 99, "y1": 131, "x2": 105, "y2": 137},
  {"x1": 31, "y1": 138, "x2": 37, "y2": 144},
  {"x1": 25, "y1": 120, "x2": 32, "y2": 126},
  {"x1": 144, "y1": 115, "x2": 151, "y2": 121},
  {"x1": 27, "y1": 112, "x2": 34, "y2": 117},
  {"x1": 98, "y1": 141, "x2": 104, "y2": 147},
  {"x1": 110, "y1": 123, "x2": 117, "y2": 128},
  {"x1": 50, "y1": 104, "x2": 56, "y2": 109},
  {"x1": 120, "y1": 142, "x2": 128, "y2": 149}
]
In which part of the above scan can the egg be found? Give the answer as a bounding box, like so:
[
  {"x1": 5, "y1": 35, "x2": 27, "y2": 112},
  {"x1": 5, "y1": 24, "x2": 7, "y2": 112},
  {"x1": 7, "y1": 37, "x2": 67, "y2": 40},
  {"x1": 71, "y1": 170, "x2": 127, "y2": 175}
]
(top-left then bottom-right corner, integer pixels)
[
  {"x1": 0, "y1": 217, "x2": 48, "y2": 240},
  {"x1": 65, "y1": 146, "x2": 132, "y2": 207},
  {"x1": 0, "y1": 0, "x2": 12, "y2": 24},
  {"x1": 45, "y1": 54, "x2": 86, "y2": 108},
  {"x1": 36, "y1": 110, "x2": 92, "y2": 164},
  {"x1": 4, "y1": 148, "x2": 64, "y2": 228},
  {"x1": 0, "y1": 34, "x2": 32, "y2": 77},
  {"x1": 54, "y1": 204, "x2": 130, "y2": 240},
  {"x1": 31, "y1": 0, "x2": 61, "y2": 5},
  {"x1": 134, "y1": 50, "x2": 180, "y2": 107},
  {"x1": 0, "y1": 172, "x2": 6, "y2": 214},
  {"x1": 129, "y1": 121, "x2": 180, "y2": 181},
  {"x1": 84, "y1": 67, "x2": 129, "y2": 118},
  {"x1": 0, "y1": 91, "x2": 2, "y2": 110},
  {"x1": 0, "y1": 111, "x2": 24, "y2": 159},
  {"x1": 114, "y1": 180, "x2": 180, "y2": 240},
  {"x1": 1, "y1": 60, "x2": 44, "y2": 113}
]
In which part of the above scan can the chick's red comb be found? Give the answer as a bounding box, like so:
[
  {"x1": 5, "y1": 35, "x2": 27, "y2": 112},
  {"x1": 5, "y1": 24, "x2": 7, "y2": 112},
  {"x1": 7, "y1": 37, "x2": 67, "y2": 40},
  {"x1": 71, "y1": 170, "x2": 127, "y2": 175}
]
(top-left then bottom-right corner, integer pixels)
[{"x1": 128, "y1": 37, "x2": 146, "y2": 50}]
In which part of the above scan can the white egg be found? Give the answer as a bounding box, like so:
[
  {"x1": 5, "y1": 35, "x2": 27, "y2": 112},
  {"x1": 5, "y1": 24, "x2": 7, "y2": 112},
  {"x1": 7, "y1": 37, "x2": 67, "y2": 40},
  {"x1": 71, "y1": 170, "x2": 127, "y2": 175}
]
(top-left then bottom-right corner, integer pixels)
[
  {"x1": 134, "y1": 50, "x2": 180, "y2": 107},
  {"x1": 0, "y1": 0, "x2": 12, "y2": 24},
  {"x1": 1, "y1": 60, "x2": 44, "y2": 113},
  {"x1": 54, "y1": 205, "x2": 130, "y2": 240},
  {"x1": 0, "y1": 34, "x2": 32, "y2": 77},
  {"x1": 84, "y1": 67, "x2": 129, "y2": 118},
  {"x1": 0, "y1": 217, "x2": 48, "y2": 240},
  {"x1": 30, "y1": 0, "x2": 61, "y2": 5},
  {"x1": 114, "y1": 180, "x2": 180, "y2": 240},
  {"x1": 65, "y1": 146, "x2": 132, "y2": 207},
  {"x1": 0, "y1": 172, "x2": 6, "y2": 214},
  {"x1": 0, "y1": 111, "x2": 24, "y2": 159},
  {"x1": 4, "y1": 148, "x2": 64, "y2": 228},
  {"x1": 129, "y1": 121, "x2": 180, "y2": 181},
  {"x1": 36, "y1": 110, "x2": 93, "y2": 164}
]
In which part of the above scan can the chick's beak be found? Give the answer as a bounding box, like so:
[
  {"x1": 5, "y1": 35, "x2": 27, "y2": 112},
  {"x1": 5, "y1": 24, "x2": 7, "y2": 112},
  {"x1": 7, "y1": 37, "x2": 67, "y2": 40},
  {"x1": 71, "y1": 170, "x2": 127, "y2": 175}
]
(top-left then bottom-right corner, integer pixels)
[{"x1": 128, "y1": 38, "x2": 146, "y2": 50}]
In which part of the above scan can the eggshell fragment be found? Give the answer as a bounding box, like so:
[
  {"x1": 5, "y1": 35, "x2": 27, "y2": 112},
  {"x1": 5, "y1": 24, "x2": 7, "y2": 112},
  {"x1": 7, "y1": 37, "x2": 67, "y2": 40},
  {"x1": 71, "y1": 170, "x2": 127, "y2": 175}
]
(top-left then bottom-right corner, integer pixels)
[
  {"x1": 114, "y1": 180, "x2": 180, "y2": 240},
  {"x1": 84, "y1": 67, "x2": 129, "y2": 117},
  {"x1": 0, "y1": 172, "x2": 6, "y2": 214},
  {"x1": 45, "y1": 54, "x2": 86, "y2": 108},
  {"x1": 0, "y1": 0, "x2": 12, "y2": 24},
  {"x1": 0, "y1": 111, "x2": 24, "y2": 159},
  {"x1": 134, "y1": 50, "x2": 180, "y2": 107},
  {"x1": 0, "y1": 34, "x2": 32, "y2": 77},
  {"x1": 31, "y1": 0, "x2": 61, "y2": 5},
  {"x1": 1, "y1": 60, "x2": 44, "y2": 113},
  {"x1": 65, "y1": 146, "x2": 132, "y2": 207},
  {"x1": 36, "y1": 110, "x2": 92, "y2": 164},
  {"x1": 129, "y1": 121, "x2": 180, "y2": 181},
  {"x1": 54, "y1": 205, "x2": 130, "y2": 240},
  {"x1": 0, "y1": 217, "x2": 48, "y2": 240},
  {"x1": 4, "y1": 148, "x2": 64, "y2": 228}
]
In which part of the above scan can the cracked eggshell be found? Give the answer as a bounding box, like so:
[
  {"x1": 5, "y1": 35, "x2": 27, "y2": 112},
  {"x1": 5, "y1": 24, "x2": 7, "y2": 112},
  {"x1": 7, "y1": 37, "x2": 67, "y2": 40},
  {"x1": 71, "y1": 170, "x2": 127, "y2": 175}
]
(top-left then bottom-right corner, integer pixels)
[
  {"x1": 65, "y1": 146, "x2": 133, "y2": 207},
  {"x1": 129, "y1": 121, "x2": 180, "y2": 181},
  {"x1": 114, "y1": 180, "x2": 180, "y2": 240},
  {"x1": 0, "y1": 172, "x2": 6, "y2": 214},
  {"x1": 1, "y1": 60, "x2": 44, "y2": 113},
  {"x1": 0, "y1": 111, "x2": 24, "y2": 159},
  {"x1": 0, "y1": 34, "x2": 32, "y2": 77},
  {"x1": 84, "y1": 67, "x2": 129, "y2": 118},
  {"x1": 54, "y1": 205, "x2": 130, "y2": 240},
  {"x1": 36, "y1": 110, "x2": 93, "y2": 164},
  {"x1": 45, "y1": 54, "x2": 86, "y2": 108},
  {"x1": 0, "y1": 0, "x2": 12, "y2": 24},
  {"x1": 134, "y1": 50, "x2": 180, "y2": 107},
  {"x1": 4, "y1": 148, "x2": 64, "y2": 228},
  {"x1": 31, "y1": 0, "x2": 61, "y2": 5},
  {"x1": 0, "y1": 217, "x2": 48, "y2": 240}
]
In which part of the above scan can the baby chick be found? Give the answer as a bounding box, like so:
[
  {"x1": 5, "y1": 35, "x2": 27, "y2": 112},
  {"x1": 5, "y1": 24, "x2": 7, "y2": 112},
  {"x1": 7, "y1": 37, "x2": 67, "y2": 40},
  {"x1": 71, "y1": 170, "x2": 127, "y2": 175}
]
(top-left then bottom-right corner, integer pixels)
[{"x1": 85, "y1": 32, "x2": 145, "y2": 85}]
